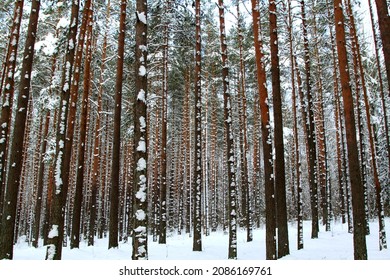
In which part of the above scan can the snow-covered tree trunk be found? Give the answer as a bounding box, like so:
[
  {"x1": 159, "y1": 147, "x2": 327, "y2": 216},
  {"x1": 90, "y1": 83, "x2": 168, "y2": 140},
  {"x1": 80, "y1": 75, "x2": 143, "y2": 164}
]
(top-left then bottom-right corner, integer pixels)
[
  {"x1": 184, "y1": 68, "x2": 192, "y2": 235},
  {"x1": 333, "y1": 0, "x2": 367, "y2": 260},
  {"x1": 368, "y1": 0, "x2": 390, "y2": 177},
  {"x1": 159, "y1": 0, "x2": 170, "y2": 245},
  {"x1": 69, "y1": 0, "x2": 95, "y2": 250},
  {"x1": 347, "y1": 0, "x2": 387, "y2": 249},
  {"x1": 324, "y1": 0, "x2": 346, "y2": 225},
  {"x1": 312, "y1": 12, "x2": 330, "y2": 231},
  {"x1": 0, "y1": 1, "x2": 40, "y2": 259},
  {"x1": 45, "y1": 0, "x2": 80, "y2": 260},
  {"x1": 217, "y1": 0, "x2": 237, "y2": 260},
  {"x1": 300, "y1": 0, "x2": 319, "y2": 239},
  {"x1": 132, "y1": 0, "x2": 148, "y2": 260},
  {"x1": 251, "y1": 0, "x2": 276, "y2": 260},
  {"x1": 192, "y1": 0, "x2": 202, "y2": 252},
  {"x1": 373, "y1": 0, "x2": 390, "y2": 86},
  {"x1": 287, "y1": 0, "x2": 303, "y2": 250},
  {"x1": 32, "y1": 112, "x2": 50, "y2": 248},
  {"x1": 0, "y1": 0, "x2": 24, "y2": 231},
  {"x1": 236, "y1": 1, "x2": 251, "y2": 242},
  {"x1": 75, "y1": 6, "x2": 93, "y2": 247}
]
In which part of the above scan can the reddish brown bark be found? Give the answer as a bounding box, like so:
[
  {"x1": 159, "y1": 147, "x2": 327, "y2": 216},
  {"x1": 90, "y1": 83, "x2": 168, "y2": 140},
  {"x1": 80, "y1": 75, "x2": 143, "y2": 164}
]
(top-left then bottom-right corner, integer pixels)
[
  {"x1": 45, "y1": 0, "x2": 80, "y2": 260},
  {"x1": 0, "y1": 0, "x2": 40, "y2": 259},
  {"x1": 192, "y1": 0, "x2": 203, "y2": 253},
  {"x1": 132, "y1": 0, "x2": 148, "y2": 259},
  {"x1": 109, "y1": 0, "x2": 126, "y2": 250},
  {"x1": 334, "y1": 0, "x2": 367, "y2": 259},
  {"x1": 251, "y1": 0, "x2": 276, "y2": 260},
  {"x1": 0, "y1": 0, "x2": 24, "y2": 226},
  {"x1": 374, "y1": 0, "x2": 390, "y2": 88}
]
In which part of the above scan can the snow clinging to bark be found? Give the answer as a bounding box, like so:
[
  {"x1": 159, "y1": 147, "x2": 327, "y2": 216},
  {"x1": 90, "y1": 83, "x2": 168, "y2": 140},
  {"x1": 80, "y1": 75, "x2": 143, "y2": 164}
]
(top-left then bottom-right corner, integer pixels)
[
  {"x1": 136, "y1": 158, "x2": 146, "y2": 171},
  {"x1": 137, "y1": 89, "x2": 146, "y2": 103},
  {"x1": 48, "y1": 225, "x2": 59, "y2": 238},
  {"x1": 137, "y1": 11, "x2": 147, "y2": 25}
]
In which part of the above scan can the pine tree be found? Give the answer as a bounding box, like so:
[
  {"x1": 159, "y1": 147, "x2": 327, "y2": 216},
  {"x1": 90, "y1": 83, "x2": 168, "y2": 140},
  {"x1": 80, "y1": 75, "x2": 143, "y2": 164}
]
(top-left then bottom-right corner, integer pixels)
[
  {"x1": 45, "y1": 0, "x2": 80, "y2": 260},
  {"x1": 373, "y1": 0, "x2": 390, "y2": 85},
  {"x1": 333, "y1": 0, "x2": 367, "y2": 260},
  {"x1": 251, "y1": 0, "x2": 276, "y2": 260},
  {"x1": 108, "y1": 0, "x2": 127, "y2": 250},
  {"x1": 132, "y1": 0, "x2": 148, "y2": 260},
  {"x1": 159, "y1": 0, "x2": 171, "y2": 245},
  {"x1": 217, "y1": 0, "x2": 238, "y2": 260},
  {"x1": 0, "y1": 0, "x2": 24, "y2": 230},
  {"x1": 300, "y1": 0, "x2": 319, "y2": 239},
  {"x1": 269, "y1": 0, "x2": 289, "y2": 258},
  {"x1": 0, "y1": 0, "x2": 40, "y2": 259},
  {"x1": 192, "y1": 0, "x2": 202, "y2": 252}
]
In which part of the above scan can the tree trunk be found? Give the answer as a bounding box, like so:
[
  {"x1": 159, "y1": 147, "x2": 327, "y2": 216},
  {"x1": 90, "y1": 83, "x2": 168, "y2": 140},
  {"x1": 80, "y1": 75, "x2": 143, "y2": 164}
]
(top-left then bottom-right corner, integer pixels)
[
  {"x1": 132, "y1": 0, "x2": 148, "y2": 260},
  {"x1": 374, "y1": 0, "x2": 390, "y2": 87},
  {"x1": 0, "y1": 0, "x2": 24, "y2": 230},
  {"x1": 217, "y1": 0, "x2": 238, "y2": 260},
  {"x1": 347, "y1": 0, "x2": 387, "y2": 249},
  {"x1": 159, "y1": 0, "x2": 170, "y2": 245},
  {"x1": 269, "y1": 0, "x2": 289, "y2": 258},
  {"x1": 45, "y1": 0, "x2": 80, "y2": 260},
  {"x1": 333, "y1": 0, "x2": 367, "y2": 260},
  {"x1": 192, "y1": 0, "x2": 203, "y2": 252},
  {"x1": 0, "y1": 0, "x2": 40, "y2": 260},
  {"x1": 108, "y1": 0, "x2": 127, "y2": 250},
  {"x1": 312, "y1": 13, "x2": 330, "y2": 231},
  {"x1": 32, "y1": 112, "x2": 50, "y2": 248},
  {"x1": 251, "y1": 0, "x2": 276, "y2": 260},
  {"x1": 287, "y1": 0, "x2": 303, "y2": 250},
  {"x1": 236, "y1": 2, "x2": 252, "y2": 242},
  {"x1": 300, "y1": 0, "x2": 319, "y2": 239},
  {"x1": 369, "y1": 0, "x2": 390, "y2": 176}
]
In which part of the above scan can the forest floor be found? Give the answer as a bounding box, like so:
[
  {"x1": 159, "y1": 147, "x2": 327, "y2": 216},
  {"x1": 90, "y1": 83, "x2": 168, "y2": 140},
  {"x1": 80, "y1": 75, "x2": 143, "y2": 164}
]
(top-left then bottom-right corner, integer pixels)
[{"x1": 13, "y1": 219, "x2": 390, "y2": 260}]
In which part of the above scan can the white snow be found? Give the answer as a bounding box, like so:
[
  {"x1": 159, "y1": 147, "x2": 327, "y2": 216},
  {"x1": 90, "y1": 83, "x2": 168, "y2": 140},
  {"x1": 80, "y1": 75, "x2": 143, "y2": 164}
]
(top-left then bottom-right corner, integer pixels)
[
  {"x1": 56, "y1": 17, "x2": 69, "y2": 29},
  {"x1": 139, "y1": 116, "x2": 146, "y2": 132},
  {"x1": 135, "y1": 209, "x2": 146, "y2": 221},
  {"x1": 137, "y1": 11, "x2": 147, "y2": 25},
  {"x1": 48, "y1": 225, "x2": 59, "y2": 238},
  {"x1": 139, "y1": 65, "x2": 146, "y2": 76},
  {"x1": 11, "y1": 219, "x2": 390, "y2": 260},
  {"x1": 137, "y1": 89, "x2": 146, "y2": 103},
  {"x1": 136, "y1": 139, "x2": 146, "y2": 153},
  {"x1": 136, "y1": 157, "x2": 147, "y2": 171}
]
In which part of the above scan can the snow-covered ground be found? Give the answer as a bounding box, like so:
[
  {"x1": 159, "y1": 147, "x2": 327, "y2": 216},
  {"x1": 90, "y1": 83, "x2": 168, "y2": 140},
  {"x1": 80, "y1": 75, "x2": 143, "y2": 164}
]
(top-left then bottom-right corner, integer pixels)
[{"x1": 12, "y1": 219, "x2": 390, "y2": 260}]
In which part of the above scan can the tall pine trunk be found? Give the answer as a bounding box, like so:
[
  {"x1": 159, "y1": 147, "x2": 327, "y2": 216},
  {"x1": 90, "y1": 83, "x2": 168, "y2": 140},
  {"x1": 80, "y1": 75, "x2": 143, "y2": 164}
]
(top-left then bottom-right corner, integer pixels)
[
  {"x1": 159, "y1": 0, "x2": 170, "y2": 245},
  {"x1": 192, "y1": 0, "x2": 203, "y2": 252},
  {"x1": 0, "y1": 0, "x2": 24, "y2": 230},
  {"x1": 217, "y1": 0, "x2": 238, "y2": 260},
  {"x1": 368, "y1": 0, "x2": 390, "y2": 175},
  {"x1": 236, "y1": 2, "x2": 252, "y2": 242},
  {"x1": 0, "y1": 0, "x2": 40, "y2": 259},
  {"x1": 300, "y1": 0, "x2": 319, "y2": 239},
  {"x1": 269, "y1": 0, "x2": 289, "y2": 258},
  {"x1": 251, "y1": 0, "x2": 276, "y2": 260},
  {"x1": 374, "y1": 0, "x2": 390, "y2": 85},
  {"x1": 45, "y1": 0, "x2": 80, "y2": 260},
  {"x1": 108, "y1": 0, "x2": 127, "y2": 250},
  {"x1": 346, "y1": 0, "x2": 387, "y2": 249},
  {"x1": 287, "y1": 0, "x2": 303, "y2": 250},
  {"x1": 333, "y1": 0, "x2": 367, "y2": 260},
  {"x1": 132, "y1": 0, "x2": 148, "y2": 260}
]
